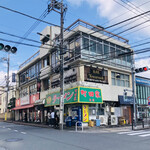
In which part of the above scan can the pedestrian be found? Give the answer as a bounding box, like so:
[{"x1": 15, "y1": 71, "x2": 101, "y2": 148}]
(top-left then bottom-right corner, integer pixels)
[
  {"x1": 51, "y1": 110, "x2": 55, "y2": 127},
  {"x1": 25, "y1": 113, "x2": 27, "y2": 122},
  {"x1": 47, "y1": 111, "x2": 51, "y2": 126},
  {"x1": 54, "y1": 112, "x2": 59, "y2": 129}
]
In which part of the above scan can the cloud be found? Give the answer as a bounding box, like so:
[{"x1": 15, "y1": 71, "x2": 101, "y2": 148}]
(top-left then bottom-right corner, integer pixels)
[
  {"x1": 67, "y1": 0, "x2": 150, "y2": 36},
  {"x1": 0, "y1": 70, "x2": 17, "y2": 86}
]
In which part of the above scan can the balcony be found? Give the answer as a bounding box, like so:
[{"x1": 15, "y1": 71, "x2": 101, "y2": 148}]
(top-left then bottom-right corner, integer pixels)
[{"x1": 40, "y1": 66, "x2": 51, "y2": 80}]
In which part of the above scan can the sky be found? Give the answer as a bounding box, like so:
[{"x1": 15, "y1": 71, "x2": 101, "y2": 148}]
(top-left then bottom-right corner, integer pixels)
[{"x1": 0, "y1": 0, "x2": 150, "y2": 86}]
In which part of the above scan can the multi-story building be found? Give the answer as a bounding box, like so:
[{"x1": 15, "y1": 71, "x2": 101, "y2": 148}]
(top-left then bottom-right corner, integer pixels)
[
  {"x1": 13, "y1": 19, "x2": 133, "y2": 126},
  {"x1": 0, "y1": 85, "x2": 16, "y2": 117},
  {"x1": 136, "y1": 76, "x2": 150, "y2": 120},
  {"x1": 0, "y1": 86, "x2": 5, "y2": 113}
]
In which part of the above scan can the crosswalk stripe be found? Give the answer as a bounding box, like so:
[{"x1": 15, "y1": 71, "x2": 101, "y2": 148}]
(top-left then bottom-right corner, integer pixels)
[
  {"x1": 139, "y1": 134, "x2": 150, "y2": 137},
  {"x1": 117, "y1": 130, "x2": 144, "y2": 135},
  {"x1": 128, "y1": 131, "x2": 150, "y2": 135}
]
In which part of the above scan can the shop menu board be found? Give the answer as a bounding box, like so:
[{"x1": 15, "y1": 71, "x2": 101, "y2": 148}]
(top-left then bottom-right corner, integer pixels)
[{"x1": 45, "y1": 86, "x2": 103, "y2": 107}]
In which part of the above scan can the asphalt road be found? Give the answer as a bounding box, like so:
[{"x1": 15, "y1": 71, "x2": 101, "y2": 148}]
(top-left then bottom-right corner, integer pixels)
[{"x1": 0, "y1": 122, "x2": 150, "y2": 150}]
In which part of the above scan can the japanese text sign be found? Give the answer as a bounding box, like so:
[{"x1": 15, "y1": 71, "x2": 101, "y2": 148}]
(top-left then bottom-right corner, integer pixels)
[
  {"x1": 45, "y1": 86, "x2": 103, "y2": 107},
  {"x1": 79, "y1": 87, "x2": 103, "y2": 103},
  {"x1": 82, "y1": 105, "x2": 89, "y2": 122}
]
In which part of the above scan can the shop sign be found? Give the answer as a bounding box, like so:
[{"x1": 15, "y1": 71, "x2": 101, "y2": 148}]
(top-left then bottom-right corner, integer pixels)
[
  {"x1": 79, "y1": 87, "x2": 103, "y2": 103},
  {"x1": 84, "y1": 66, "x2": 108, "y2": 84},
  {"x1": 35, "y1": 99, "x2": 45, "y2": 104},
  {"x1": 45, "y1": 87, "x2": 78, "y2": 106},
  {"x1": 147, "y1": 96, "x2": 150, "y2": 105},
  {"x1": 119, "y1": 95, "x2": 134, "y2": 105},
  {"x1": 15, "y1": 99, "x2": 20, "y2": 107},
  {"x1": 45, "y1": 87, "x2": 103, "y2": 107},
  {"x1": 82, "y1": 105, "x2": 89, "y2": 122},
  {"x1": 136, "y1": 77, "x2": 150, "y2": 86},
  {"x1": 30, "y1": 93, "x2": 40, "y2": 104},
  {"x1": 20, "y1": 95, "x2": 29, "y2": 105}
]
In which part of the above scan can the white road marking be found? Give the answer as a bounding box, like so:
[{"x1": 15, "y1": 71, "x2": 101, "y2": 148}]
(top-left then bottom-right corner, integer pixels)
[
  {"x1": 8, "y1": 128, "x2": 11, "y2": 130},
  {"x1": 117, "y1": 130, "x2": 144, "y2": 135},
  {"x1": 139, "y1": 134, "x2": 150, "y2": 137},
  {"x1": 21, "y1": 132, "x2": 26, "y2": 135},
  {"x1": 128, "y1": 131, "x2": 150, "y2": 135},
  {"x1": 14, "y1": 130, "x2": 18, "y2": 132},
  {"x1": 2, "y1": 127, "x2": 5, "y2": 128}
]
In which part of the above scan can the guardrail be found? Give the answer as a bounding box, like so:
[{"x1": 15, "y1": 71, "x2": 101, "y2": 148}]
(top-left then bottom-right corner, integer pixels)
[{"x1": 75, "y1": 121, "x2": 83, "y2": 132}]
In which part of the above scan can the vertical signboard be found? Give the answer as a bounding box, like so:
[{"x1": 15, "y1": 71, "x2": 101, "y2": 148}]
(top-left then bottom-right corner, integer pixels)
[
  {"x1": 82, "y1": 105, "x2": 89, "y2": 122},
  {"x1": 148, "y1": 96, "x2": 150, "y2": 105}
]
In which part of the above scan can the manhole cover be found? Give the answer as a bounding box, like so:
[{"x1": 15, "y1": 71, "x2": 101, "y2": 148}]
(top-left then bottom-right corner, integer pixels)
[{"x1": 5, "y1": 138, "x2": 23, "y2": 142}]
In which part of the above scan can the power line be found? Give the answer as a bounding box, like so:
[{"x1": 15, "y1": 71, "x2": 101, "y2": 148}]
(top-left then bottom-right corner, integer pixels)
[
  {"x1": 14, "y1": 8, "x2": 49, "y2": 47},
  {"x1": 106, "y1": 2, "x2": 150, "y2": 29},
  {"x1": 0, "y1": 5, "x2": 59, "y2": 27}
]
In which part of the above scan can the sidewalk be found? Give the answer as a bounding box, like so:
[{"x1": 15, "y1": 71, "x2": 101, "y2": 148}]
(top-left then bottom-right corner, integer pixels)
[{"x1": 1, "y1": 120, "x2": 149, "y2": 132}]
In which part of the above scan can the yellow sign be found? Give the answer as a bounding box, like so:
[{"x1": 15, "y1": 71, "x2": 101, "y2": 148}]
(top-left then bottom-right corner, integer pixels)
[
  {"x1": 5, "y1": 113, "x2": 7, "y2": 121},
  {"x1": 82, "y1": 105, "x2": 89, "y2": 122}
]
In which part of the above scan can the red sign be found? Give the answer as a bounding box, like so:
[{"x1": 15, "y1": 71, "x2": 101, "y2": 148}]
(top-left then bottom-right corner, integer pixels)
[
  {"x1": 15, "y1": 99, "x2": 21, "y2": 107},
  {"x1": 30, "y1": 93, "x2": 40, "y2": 104},
  {"x1": 147, "y1": 96, "x2": 150, "y2": 105}
]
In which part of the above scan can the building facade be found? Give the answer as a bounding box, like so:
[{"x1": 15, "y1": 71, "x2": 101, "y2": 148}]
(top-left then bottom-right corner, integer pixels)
[
  {"x1": 136, "y1": 76, "x2": 150, "y2": 120},
  {"x1": 13, "y1": 19, "x2": 133, "y2": 126}
]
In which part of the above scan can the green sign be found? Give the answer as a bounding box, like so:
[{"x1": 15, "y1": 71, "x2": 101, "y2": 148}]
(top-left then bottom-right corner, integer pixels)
[
  {"x1": 45, "y1": 86, "x2": 103, "y2": 107},
  {"x1": 45, "y1": 87, "x2": 78, "y2": 107},
  {"x1": 79, "y1": 87, "x2": 102, "y2": 103}
]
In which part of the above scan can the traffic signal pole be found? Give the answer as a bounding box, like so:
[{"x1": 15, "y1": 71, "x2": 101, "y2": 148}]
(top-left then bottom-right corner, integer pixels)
[{"x1": 5, "y1": 53, "x2": 10, "y2": 120}]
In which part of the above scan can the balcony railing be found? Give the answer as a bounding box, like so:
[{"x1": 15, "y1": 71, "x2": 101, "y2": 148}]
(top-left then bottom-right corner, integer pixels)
[{"x1": 19, "y1": 50, "x2": 40, "y2": 69}]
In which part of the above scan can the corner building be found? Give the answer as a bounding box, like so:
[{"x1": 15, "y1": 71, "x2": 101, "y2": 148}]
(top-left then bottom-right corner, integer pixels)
[{"x1": 13, "y1": 19, "x2": 133, "y2": 126}]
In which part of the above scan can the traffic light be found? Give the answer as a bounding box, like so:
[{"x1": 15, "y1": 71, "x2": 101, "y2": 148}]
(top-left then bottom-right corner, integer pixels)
[
  {"x1": 135, "y1": 66, "x2": 149, "y2": 73},
  {"x1": 0, "y1": 43, "x2": 4, "y2": 50},
  {"x1": 8, "y1": 98, "x2": 16, "y2": 109},
  {"x1": 0, "y1": 43, "x2": 17, "y2": 53}
]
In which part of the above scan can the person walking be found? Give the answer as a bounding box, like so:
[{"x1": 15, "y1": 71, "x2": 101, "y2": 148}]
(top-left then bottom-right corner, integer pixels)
[
  {"x1": 47, "y1": 111, "x2": 51, "y2": 126},
  {"x1": 51, "y1": 110, "x2": 55, "y2": 127},
  {"x1": 54, "y1": 112, "x2": 59, "y2": 129}
]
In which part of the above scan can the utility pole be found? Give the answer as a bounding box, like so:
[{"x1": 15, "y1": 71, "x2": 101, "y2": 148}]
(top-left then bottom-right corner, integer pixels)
[
  {"x1": 48, "y1": 0, "x2": 66, "y2": 130},
  {"x1": 59, "y1": 0, "x2": 64, "y2": 130}
]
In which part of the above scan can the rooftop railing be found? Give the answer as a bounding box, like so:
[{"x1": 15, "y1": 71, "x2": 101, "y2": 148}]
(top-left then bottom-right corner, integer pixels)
[{"x1": 19, "y1": 50, "x2": 40, "y2": 69}]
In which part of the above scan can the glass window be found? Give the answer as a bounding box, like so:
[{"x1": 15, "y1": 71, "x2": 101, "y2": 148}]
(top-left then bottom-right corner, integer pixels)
[
  {"x1": 110, "y1": 46, "x2": 115, "y2": 57},
  {"x1": 52, "y1": 53, "x2": 56, "y2": 69},
  {"x1": 90, "y1": 40, "x2": 96, "y2": 53},
  {"x1": 82, "y1": 37, "x2": 89, "y2": 51},
  {"x1": 111, "y1": 71, "x2": 130, "y2": 87},
  {"x1": 97, "y1": 43, "x2": 103, "y2": 54},
  {"x1": 104, "y1": 44, "x2": 109, "y2": 56}
]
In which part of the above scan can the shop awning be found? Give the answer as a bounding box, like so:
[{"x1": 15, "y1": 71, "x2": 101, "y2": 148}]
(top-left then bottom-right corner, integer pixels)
[{"x1": 12, "y1": 104, "x2": 34, "y2": 110}]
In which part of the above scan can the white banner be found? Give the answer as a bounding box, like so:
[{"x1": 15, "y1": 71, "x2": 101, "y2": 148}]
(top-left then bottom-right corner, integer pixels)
[{"x1": 20, "y1": 95, "x2": 29, "y2": 105}]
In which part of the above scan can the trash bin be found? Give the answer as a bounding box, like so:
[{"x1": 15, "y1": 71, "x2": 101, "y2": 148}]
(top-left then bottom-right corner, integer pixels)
[{"x1": 96, "y1": 119, "x2": 100, "y2": 126}]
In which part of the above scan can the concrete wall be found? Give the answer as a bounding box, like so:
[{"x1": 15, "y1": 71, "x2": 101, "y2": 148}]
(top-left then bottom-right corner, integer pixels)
[{"x1": 0, "y1": 112, "x2": 13, "y2": 120}]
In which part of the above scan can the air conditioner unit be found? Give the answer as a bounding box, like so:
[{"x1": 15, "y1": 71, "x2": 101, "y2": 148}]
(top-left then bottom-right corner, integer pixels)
[
  {"x1": 111, "y1": 115, "x2": 118, "y2": 125},
  {"x1": 99, "y1": 115, "x2": 108, "y2": 125}
]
